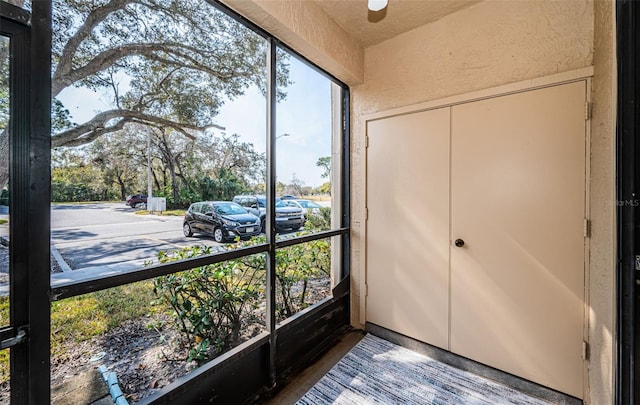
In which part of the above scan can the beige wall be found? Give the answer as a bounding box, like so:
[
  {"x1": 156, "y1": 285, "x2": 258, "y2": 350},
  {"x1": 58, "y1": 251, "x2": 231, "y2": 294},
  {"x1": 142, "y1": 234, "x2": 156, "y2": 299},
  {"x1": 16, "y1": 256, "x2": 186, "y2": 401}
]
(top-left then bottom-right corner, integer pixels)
[
  {"x1": 354, "y1": 0, "x2": 594, "y2": 114},
  {"x1": 221, "y1": 0, "x2": 364, "y2": 85},
  {"x1": 589, "y1": 1, "x2": 616, "y2": 404},
  {"x1": 351, "y1": 0, "x2": 595, "y2": 334},
  {"x1": 221, "y1": 0, "x2": 615, "y2": 403}
]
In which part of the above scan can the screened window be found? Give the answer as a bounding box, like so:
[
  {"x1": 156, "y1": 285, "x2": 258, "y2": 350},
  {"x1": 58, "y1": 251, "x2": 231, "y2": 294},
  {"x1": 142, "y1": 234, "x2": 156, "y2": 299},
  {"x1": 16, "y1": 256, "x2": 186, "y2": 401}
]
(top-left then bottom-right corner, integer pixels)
[{"x1": 43, "y1": 0, "x2": 349, "y2": 401}]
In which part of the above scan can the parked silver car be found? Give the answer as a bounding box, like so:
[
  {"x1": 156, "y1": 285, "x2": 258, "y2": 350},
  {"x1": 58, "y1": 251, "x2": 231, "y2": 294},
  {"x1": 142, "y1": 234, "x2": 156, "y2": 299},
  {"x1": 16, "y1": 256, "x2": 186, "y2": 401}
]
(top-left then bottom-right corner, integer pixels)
[{"x1": 232, "y1": 195, "x2": 305, "y2": 232}]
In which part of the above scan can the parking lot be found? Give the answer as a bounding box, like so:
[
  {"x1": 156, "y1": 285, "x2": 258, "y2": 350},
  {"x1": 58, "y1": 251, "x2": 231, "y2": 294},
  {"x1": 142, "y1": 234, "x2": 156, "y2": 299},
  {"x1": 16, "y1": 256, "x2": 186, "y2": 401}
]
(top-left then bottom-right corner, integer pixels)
[
  {"x1": 1, "y1": 198, "x2": 330, "y2": 293},
  {"x1": 50, "y1": 202, "x2": 221, "y2": 270}
]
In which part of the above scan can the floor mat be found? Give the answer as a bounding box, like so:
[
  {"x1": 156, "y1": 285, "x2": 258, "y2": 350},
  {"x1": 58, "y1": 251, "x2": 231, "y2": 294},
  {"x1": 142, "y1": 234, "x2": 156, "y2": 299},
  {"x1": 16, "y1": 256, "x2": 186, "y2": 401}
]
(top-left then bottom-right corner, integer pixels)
[{"x1": 296, "y1": 334, "x2": 554, "y2": 405}]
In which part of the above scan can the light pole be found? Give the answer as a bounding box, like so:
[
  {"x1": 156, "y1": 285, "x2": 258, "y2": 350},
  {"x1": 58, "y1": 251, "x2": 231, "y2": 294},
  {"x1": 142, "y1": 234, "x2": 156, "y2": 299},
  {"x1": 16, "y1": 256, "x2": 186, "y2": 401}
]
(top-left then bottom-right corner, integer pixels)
[
  {"x1": 147, "y1": 131, "x2": 153, "y2": 199},
  {"x1": 276, "y1": 133, "x2": 291, "y2": 139}
]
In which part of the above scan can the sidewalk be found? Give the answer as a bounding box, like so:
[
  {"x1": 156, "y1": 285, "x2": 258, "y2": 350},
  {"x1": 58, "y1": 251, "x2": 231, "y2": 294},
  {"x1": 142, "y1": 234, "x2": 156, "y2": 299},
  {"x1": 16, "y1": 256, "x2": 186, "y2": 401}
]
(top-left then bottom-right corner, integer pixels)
[
  {"x1": 0, "y1": 254, "x2": 152, "y2": 296},
  {"x1": 50, "y1": 258, "x2": 151, "y2": 289}
]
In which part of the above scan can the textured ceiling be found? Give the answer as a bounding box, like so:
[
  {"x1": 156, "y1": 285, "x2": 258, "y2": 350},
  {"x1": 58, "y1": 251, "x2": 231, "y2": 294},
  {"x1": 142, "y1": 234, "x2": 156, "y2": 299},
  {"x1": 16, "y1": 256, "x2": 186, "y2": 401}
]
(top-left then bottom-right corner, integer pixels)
[{"x1": 314, "y1": 0, "x2": 483, "y2": 47}]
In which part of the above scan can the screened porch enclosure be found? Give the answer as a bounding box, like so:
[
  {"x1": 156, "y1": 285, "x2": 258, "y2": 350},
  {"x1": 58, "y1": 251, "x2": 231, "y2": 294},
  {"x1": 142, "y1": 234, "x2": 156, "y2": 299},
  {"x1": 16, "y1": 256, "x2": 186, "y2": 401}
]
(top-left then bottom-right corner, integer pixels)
[{"x1": 0, "y1": 0, "x2": 350, "y2": 403}]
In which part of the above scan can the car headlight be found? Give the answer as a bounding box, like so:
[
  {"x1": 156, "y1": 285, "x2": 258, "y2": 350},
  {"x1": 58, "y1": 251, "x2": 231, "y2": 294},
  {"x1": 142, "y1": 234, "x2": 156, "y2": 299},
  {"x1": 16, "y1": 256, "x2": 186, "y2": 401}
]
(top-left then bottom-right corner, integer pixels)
[{"x1": 222, "y1": 218, "x2": 240, "y2": 227}]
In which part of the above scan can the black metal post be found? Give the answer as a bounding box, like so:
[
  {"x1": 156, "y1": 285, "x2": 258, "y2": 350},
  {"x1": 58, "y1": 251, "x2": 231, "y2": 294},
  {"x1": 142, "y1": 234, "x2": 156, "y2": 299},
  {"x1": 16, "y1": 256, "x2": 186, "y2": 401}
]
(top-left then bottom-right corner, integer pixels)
[
  {"x1": 266, "y1": 36, "x2": 278, "y2": 388},
  {"x1": 6, "y1": 14, "x2": 31, "y2": 405},
  {"x1": 341, "y1": 87, "x2": 351, "y2": 280},
  {"x1": 29, "y1": 1, "x2": 52, "y2": 403},
  {"x1": 616, "y1": 1, "x2": 640, "y2": 404}
]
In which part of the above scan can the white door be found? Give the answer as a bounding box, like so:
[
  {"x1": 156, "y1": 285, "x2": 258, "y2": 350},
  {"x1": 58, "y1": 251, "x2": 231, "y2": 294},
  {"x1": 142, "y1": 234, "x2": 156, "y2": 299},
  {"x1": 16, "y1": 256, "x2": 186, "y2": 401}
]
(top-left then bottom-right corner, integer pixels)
[
  {"x1": 450, "y1": 81, "x2": 586, "y2": 398},
  {"x1": 366, "y1": 107, "x2": 451, "y2": 350}
]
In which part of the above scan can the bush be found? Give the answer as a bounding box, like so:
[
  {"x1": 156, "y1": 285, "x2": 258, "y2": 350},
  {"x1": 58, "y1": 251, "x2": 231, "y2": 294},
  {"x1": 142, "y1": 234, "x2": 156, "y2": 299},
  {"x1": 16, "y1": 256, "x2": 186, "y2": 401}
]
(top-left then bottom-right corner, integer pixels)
[
  {"x1": 153, "y1": 245, "x2": 263, "y2": 363},
  {"x1": 304, "y1": 207, "x2": 332, "y2": 231},
  {"x1": 152, "y1": 233, "x2": 332, "y2": 363},
  {"x1": 274, "y1": 238, "x2": 330, "y2": 318}
]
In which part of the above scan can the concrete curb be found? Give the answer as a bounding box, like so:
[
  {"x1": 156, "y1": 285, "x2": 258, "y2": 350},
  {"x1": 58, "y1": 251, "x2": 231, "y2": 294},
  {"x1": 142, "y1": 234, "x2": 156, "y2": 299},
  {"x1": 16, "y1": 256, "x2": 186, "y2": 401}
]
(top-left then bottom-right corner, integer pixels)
[{"x1": 51, "y1": 245, "x2": 73, "y2": 272}]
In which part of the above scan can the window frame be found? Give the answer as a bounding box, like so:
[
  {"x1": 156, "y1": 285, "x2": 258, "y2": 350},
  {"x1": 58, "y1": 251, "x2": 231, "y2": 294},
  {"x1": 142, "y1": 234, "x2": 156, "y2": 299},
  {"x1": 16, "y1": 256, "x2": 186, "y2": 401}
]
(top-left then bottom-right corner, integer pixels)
[
  {"x1": 49, "y1": 0, "x2": 350, "y2": 300},
  {"x1": 1, "y1": 1, "x2": 349, "y2": 403},
  {"x1": 42, "y1": 0, "x2": 351, "y2": 401}
]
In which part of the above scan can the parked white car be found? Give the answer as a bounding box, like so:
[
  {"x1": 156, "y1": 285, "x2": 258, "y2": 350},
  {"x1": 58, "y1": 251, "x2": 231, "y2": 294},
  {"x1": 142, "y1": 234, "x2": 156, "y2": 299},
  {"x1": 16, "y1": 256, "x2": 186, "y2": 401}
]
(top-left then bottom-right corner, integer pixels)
[{"x1": 284, "y1": 199, "x2": 323, "y2": 217}]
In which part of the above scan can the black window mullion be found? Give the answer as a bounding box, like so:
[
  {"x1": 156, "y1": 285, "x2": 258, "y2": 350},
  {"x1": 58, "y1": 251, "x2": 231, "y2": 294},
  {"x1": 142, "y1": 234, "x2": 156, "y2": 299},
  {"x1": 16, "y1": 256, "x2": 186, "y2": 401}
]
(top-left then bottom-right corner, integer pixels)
[
  {"x1": 265, "y1": 36, "x2": 278, "y2": 388},
  {"x1": 341, "y1": 86, "x2": 351, "y2": 280},
  {"x1": 2, "y1": 1, "x2": 52, "y2": 404},
  {"x1": 27, "y1": 2, "x2": 53, "y2": 404},
  {"x1": 50, "y1": 243, "x2": 269, "y2": 300},
  {"x1": 4, "y1": 16, "x2": 31, "y2": 405}
]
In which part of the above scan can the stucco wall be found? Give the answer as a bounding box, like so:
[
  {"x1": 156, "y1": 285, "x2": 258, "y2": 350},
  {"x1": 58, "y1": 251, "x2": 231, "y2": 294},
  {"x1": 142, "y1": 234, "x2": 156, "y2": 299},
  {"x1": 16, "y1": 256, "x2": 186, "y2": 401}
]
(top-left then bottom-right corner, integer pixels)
[
  {"x1": 354, "y1": 0, "x2": 594, "y2": 114},
  {"x1": 588, "y1": 1, "x2": 616, "y2": 404},
  {"x1": 221, "y1": 0, "x2": 364, "y2": 85},
  {"x1": 219, "y1": 0, "x2": 614, "y2": 402},
  {"x1": 350, "y1": 1, "x2": 612, "y2": 403},
  {"x1": 351, "y1": 0, "x2": 594, "y2": 328}
]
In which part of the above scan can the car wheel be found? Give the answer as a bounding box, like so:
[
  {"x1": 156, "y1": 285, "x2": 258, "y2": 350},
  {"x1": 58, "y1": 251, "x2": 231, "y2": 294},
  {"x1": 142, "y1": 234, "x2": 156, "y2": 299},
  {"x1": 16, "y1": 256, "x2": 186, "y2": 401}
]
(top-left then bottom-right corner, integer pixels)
[
  {"x1": 292, "y1": 226, "x2": 301, "y2": 231},
  {"x1": 260, "y1": 219, "x2": 266, "y2": 233},
  {"x1": 183, "y1": 222, "x2": 193, "y2": 237},
  {"x1": 213, "y1": 227, "x2": 225, "y2": 243}
]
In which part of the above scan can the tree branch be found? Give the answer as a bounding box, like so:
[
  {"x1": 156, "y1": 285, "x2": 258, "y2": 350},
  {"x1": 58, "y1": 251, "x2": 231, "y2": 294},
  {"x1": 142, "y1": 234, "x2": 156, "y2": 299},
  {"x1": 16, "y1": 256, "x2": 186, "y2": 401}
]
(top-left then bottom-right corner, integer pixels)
[
  {"x1": 54, "y1": 41, "x2": 250, "y2": 96},
  {"x1": 51, "y1": 109, "x2": 223, "y2": 148},
  {"x1": 53, "y1": 0, "x2": 132, "y2": 96}
]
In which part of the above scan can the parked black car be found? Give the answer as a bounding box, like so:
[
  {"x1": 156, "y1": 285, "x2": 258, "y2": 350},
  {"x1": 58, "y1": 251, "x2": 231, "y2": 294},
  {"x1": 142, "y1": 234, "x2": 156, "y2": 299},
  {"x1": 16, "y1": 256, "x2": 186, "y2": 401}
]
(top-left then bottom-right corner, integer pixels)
[
  {"x1": 232, "y1": 195, "x2": 305, "y2": 232},
  {"x1": 125, "y1": 194, "x2": 147, "y2": 208},
  {"x1": 183, "y1": 201, "x2": 261, "y2": 243}
]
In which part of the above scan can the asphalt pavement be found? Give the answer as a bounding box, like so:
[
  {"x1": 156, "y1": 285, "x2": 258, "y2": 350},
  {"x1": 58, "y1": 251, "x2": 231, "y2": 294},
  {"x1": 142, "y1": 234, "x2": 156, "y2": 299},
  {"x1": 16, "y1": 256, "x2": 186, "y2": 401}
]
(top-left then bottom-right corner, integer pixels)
[
  {"x1": 1, "y1": 202, "x2": 223, "y2": 295},
  {"x1": 1, "y1": 199, "x2": 332, "y2": 295}
]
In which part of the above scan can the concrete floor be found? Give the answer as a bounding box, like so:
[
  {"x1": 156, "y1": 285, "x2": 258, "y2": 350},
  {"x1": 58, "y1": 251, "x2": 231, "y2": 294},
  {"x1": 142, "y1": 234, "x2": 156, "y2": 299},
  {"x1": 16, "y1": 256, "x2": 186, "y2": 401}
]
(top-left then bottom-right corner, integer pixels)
[{"x1": 263, "y1": 329, "x2": 366, "y2": 404}]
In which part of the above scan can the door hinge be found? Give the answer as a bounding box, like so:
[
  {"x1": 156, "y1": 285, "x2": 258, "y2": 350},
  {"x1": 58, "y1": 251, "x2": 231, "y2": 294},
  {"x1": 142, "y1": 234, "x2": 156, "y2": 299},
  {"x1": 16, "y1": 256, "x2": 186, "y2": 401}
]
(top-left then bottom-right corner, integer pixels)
[
  {"x1": 635, "y1": 255, "x2": 640, "y2": 271},
  {"x1": 582, "y1": 341, "x2": 590, "y2": 360},
  {"x1": 585, "y1": 101, "x2": 592, "y2": 120},
  {"x1": 365, "y1": 207, "x2": 369, "y2": 220},
  {"x1": 0, "y1": 326, "x2": 28, "y2": 350},
  {"x1": 365, "y1": 135, "x2": 369, "y2": 148},
  {"x1": 365, "y1": 283, "x2": 368, "y2": 297},
  {"x1": 584, "y1": 219, "x2": 590, "y2": 238}
]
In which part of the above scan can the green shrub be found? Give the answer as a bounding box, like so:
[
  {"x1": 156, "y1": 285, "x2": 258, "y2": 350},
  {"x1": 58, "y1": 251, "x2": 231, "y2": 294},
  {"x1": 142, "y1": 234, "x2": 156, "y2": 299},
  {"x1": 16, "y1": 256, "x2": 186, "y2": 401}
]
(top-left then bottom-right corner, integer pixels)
[
  {"x1": 152, "y1": 233, "x2": 332, "y2": 363},
  {"x1": 274, "y1": 238, "x2": 330, "y2": 318},
  {"x1": 304, "y1": 207, "x2": 332, "y2": 231},
  {"x1": 153, "y1": 245, "x2": 263, "y2": 363}
]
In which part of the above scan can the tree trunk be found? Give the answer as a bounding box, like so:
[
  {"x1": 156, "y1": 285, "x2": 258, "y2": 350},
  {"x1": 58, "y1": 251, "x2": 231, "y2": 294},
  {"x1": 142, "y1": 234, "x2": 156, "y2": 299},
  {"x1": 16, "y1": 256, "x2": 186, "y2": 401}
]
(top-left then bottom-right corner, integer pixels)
[{"x1": 116, "y1": 175, "x2": 126, "y2": 200}]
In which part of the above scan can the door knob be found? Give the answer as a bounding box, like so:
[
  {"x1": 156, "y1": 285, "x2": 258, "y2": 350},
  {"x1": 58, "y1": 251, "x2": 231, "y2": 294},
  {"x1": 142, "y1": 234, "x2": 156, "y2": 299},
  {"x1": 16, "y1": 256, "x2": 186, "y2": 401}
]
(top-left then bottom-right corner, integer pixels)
[{"x1": 454, "y1": 239, "x2": 465, "y2": 247}]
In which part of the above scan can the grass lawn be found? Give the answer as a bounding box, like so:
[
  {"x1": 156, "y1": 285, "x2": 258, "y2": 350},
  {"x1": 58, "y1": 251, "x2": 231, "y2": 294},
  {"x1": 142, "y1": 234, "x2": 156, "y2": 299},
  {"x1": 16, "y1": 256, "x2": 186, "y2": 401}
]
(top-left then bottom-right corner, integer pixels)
[{"x1": 0, "y1": 280, "x2": 168, "y2": 384}]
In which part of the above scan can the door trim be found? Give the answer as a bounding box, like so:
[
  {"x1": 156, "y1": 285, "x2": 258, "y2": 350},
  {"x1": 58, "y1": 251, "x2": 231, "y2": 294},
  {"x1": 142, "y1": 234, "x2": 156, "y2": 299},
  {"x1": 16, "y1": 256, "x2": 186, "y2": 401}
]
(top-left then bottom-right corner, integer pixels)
[{"x1": 361, "y1": 66, "x2": 594, "y2": 123}]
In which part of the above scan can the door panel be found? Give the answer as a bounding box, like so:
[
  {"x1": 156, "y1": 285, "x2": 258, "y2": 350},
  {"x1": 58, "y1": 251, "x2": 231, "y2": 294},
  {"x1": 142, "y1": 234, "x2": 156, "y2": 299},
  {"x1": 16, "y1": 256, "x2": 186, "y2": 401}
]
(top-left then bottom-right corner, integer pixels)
[
  {"x1": 450, "y1": 82, "x2": 586, "y2": 398},
  {"x1": 366, "y1": 107, "x2": 450, "y2": 350}
]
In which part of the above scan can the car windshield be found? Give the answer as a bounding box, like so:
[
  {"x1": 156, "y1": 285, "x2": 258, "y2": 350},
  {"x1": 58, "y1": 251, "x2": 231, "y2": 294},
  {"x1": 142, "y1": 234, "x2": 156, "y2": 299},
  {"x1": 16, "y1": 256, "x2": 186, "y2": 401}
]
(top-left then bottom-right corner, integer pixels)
[
  {"x1": 214, "y1": 202, "x2": 248, "y2": 215},
  {"x1": 298, "y1": 200, "x2": 321, "y2": 209},
  {"x1": 257, "y1": 197, "x2": 288, "y2": 208}
]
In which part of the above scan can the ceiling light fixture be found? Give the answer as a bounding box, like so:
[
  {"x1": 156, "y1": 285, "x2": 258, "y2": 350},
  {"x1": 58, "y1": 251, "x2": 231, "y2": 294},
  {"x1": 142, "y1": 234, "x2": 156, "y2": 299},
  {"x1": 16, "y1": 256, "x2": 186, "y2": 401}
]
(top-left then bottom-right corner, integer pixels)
[{"x1": 368, "y1": 0, "x2": 388, "y2": 12}]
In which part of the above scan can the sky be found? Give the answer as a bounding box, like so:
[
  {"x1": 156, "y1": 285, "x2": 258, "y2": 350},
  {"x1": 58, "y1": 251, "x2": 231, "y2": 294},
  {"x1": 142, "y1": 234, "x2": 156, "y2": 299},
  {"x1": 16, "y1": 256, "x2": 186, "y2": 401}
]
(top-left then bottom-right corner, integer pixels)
[{"x1": 57, "y1": 54, "x2": 334, "y2": 188}]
